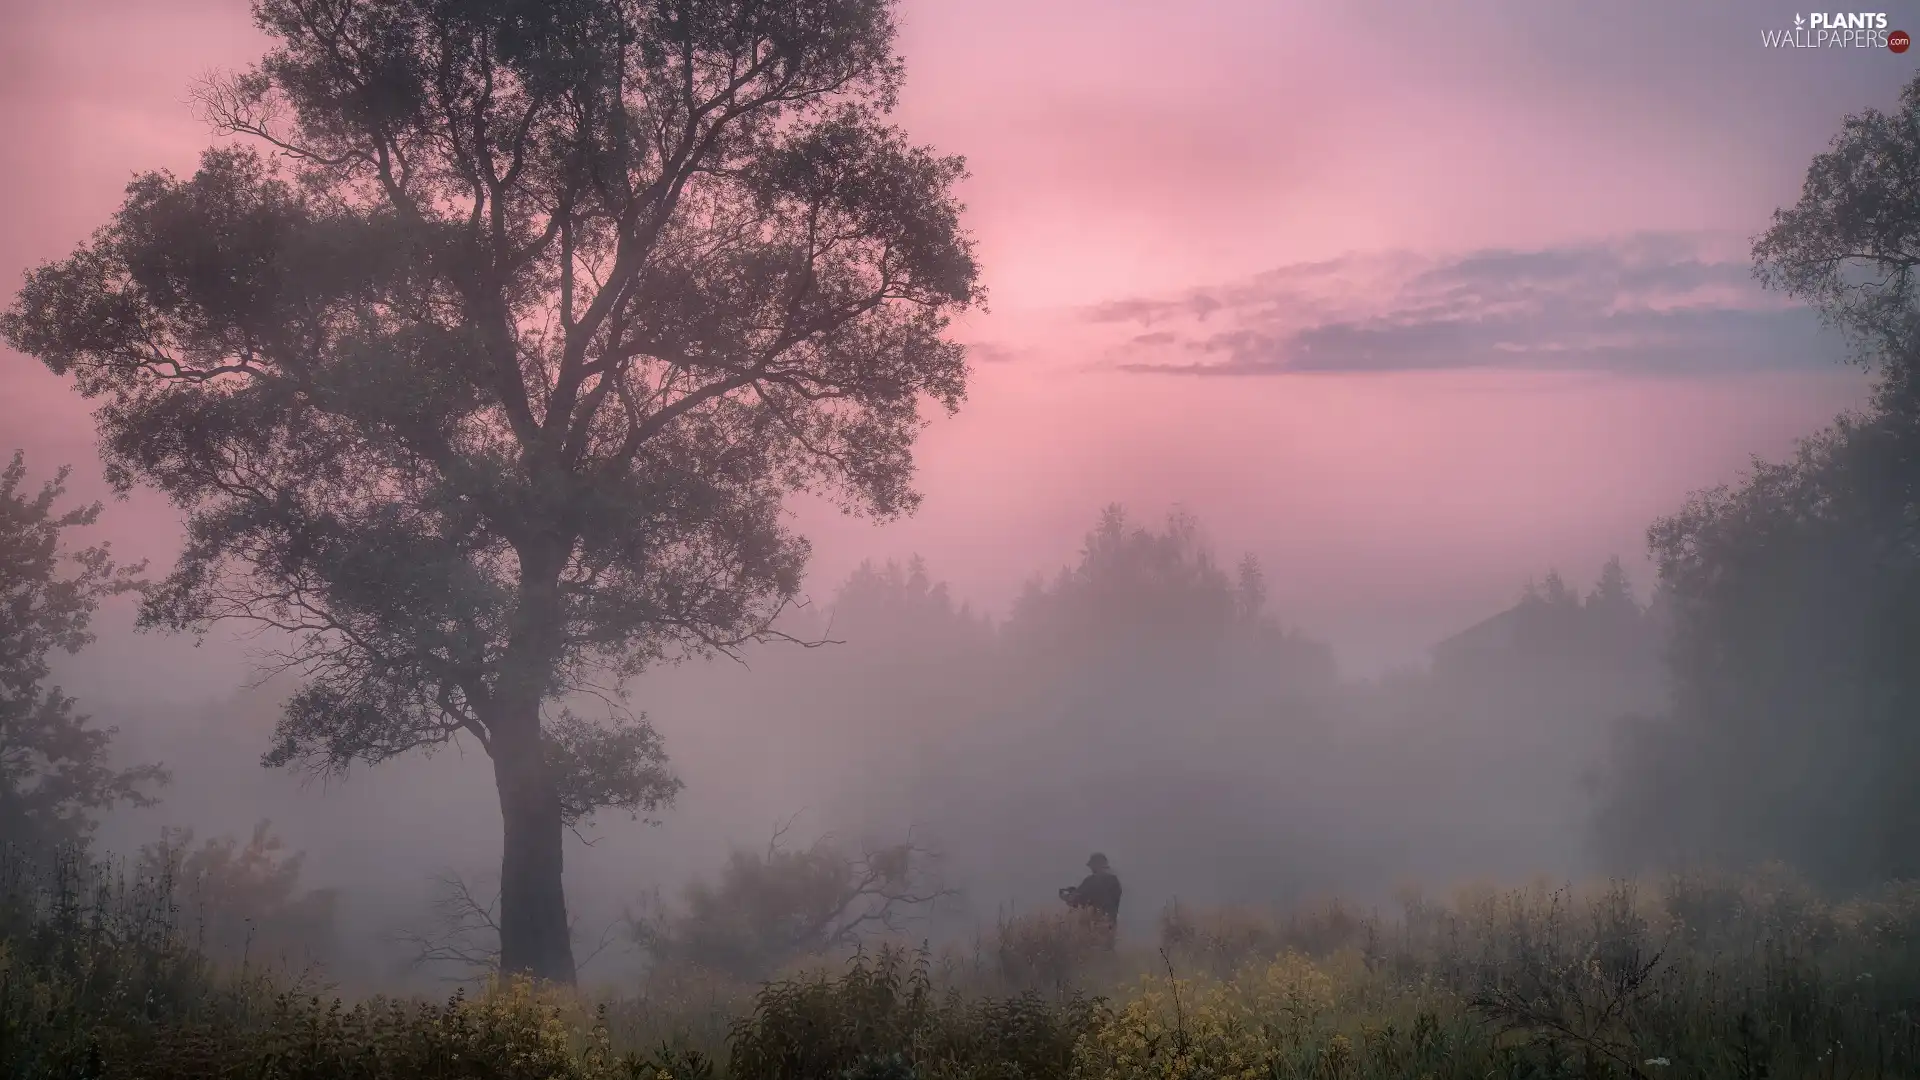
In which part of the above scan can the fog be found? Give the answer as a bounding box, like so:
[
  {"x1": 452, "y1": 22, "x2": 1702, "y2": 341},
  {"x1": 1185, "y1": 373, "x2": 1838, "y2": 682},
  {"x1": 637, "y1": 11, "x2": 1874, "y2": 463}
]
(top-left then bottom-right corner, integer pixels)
[
  {"x1": 49, "y1": 504, "x2": 1665, "y2": 986},
  {"x1": 3, "y1": 0, "x2": 1912, "y2": 995}
]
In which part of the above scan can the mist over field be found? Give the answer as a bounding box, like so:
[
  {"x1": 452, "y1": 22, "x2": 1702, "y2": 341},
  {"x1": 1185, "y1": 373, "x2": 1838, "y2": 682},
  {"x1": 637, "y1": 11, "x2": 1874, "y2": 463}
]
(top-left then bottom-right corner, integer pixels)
[
  {"x1": 4, "y1": 5, "x2": 1920, "y2": 1077},
  {"x1": 73, "y1": 516, "x2": 1673, "y2": 989}
]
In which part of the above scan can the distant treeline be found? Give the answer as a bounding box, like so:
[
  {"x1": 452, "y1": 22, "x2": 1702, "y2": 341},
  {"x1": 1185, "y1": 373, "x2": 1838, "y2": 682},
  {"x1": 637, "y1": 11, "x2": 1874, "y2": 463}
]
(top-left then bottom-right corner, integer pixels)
[{"x1": 710, "y1": 506, "x2": 1671, "y2": 925}]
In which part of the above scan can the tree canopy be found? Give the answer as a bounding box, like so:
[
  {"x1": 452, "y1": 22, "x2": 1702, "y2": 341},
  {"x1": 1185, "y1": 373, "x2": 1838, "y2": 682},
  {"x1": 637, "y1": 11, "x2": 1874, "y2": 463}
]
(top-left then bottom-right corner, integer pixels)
[
  {"x1": 1, "y1": 0, "x2": 979, "y2": 981},
  {"x1": 1594, "y1": 404, "x2": 1920, "y2": 882},
  {"x1": 1755, "y1": 72, "x2": 1920, "y2": 387},
  {"x1": 1595, "y1": 73, "x2": 1920, "y2": 882}
]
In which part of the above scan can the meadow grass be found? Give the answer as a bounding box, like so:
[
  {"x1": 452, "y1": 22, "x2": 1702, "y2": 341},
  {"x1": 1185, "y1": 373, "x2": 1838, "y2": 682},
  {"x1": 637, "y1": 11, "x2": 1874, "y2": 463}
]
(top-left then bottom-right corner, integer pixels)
[{"x1": 6, "y1": 849, "x2": 1920, "y2": 1078}]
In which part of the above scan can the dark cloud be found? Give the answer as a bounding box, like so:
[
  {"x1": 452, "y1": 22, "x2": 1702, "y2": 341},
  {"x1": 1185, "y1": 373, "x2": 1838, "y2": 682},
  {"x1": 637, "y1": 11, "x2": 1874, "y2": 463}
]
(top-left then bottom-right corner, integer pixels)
[
  {"x1": 1100, "y1": 236, "x2": 1847, "y2": 376},
  {"x1": 964, "y1": 341, "x2": 1022, "y2": 364},
  {"x1": 1085, "y1": 293, "x2": 1225, "y2": 326}
]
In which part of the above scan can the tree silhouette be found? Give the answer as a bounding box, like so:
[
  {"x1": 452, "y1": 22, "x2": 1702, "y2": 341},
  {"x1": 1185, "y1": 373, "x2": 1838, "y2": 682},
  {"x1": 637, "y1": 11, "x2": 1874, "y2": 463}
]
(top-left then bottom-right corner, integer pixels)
[
  {"x1": 1754, "y1": 72, "x2": 1920, "y2": 374},
  {"x1": 1595, "y1": 74, "x2": 1920, "y2": 881},
  {"x1": 1, "y1": 0, "x2": 978, "y2": 981},
  {"x1": 0, "y1": 452, "x2": 168, "y2": 859}
]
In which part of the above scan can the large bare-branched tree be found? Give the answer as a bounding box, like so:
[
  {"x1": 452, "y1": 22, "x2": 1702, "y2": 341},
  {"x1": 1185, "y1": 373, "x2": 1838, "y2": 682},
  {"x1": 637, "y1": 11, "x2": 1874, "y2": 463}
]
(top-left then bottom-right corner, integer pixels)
[{"x1": 1, "y1": 0, "x2": 979, "y2": 982}]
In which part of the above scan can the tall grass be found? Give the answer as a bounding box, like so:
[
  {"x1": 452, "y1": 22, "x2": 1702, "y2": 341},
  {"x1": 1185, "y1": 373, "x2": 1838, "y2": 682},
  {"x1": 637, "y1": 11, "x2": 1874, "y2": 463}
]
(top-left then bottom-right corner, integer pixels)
[{"x1": 6, "y1": 847, "x2": 1920, "y2": 1078}]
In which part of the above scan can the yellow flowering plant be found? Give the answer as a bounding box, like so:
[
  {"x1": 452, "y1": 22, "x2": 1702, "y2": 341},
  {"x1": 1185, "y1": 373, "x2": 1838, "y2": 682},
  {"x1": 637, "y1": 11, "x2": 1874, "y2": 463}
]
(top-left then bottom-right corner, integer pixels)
[{"x1": 1070, "y1": 952, "x2": 1346, "y2": 1080}]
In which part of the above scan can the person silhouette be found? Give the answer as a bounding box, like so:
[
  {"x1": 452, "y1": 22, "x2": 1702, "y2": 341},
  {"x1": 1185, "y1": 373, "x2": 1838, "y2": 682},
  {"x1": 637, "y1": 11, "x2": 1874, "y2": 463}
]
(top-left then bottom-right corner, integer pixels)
[{"x1": 1058, "y1": 852, "x2": 1121, "y2": 946}]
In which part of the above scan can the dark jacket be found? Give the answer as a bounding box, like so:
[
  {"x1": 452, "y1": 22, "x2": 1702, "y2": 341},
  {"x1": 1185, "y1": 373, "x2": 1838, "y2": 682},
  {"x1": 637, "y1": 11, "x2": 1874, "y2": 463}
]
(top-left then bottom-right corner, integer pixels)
[{"x1": 1068, "y1": 870, "x2": 1122, "y2": 922}]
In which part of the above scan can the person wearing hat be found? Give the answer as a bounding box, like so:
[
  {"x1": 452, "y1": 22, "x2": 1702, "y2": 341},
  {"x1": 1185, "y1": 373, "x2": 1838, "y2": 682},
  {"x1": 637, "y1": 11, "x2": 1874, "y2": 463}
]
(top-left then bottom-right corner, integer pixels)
[{"x1": 1058, "y1": 852, "x2": 1122, "y2": 946}]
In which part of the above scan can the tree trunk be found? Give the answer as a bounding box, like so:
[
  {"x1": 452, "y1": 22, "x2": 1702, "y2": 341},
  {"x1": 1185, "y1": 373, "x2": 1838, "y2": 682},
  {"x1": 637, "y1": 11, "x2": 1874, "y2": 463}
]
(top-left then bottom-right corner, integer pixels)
[{"x1": 491, "y1": 711, "x2": 577, "y2": 983}]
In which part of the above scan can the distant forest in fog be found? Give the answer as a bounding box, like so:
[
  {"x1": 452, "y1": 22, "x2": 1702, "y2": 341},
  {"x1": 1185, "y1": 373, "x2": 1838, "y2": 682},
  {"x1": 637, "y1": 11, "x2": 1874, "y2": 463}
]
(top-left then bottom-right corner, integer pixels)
[
  {"x1": 79, "y1": 384, "x2": 1920, "y2": 985},
  {"x1": 89, "y1": 501, "x2": 1689, "y2": 981}
]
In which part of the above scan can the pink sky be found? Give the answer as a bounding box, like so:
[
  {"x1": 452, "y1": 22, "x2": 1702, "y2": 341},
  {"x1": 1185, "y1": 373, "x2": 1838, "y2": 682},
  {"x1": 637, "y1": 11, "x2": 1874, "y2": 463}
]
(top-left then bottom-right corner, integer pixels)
[{"x1": 0, "y1": 0, "x2": 1903, "y2": 685}]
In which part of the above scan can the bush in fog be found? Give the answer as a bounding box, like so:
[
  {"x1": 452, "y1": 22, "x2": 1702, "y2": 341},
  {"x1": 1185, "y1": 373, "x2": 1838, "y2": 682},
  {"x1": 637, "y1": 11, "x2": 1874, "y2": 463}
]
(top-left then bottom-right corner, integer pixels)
[
  {"x1": 728, "y1": 946, "x2": 1095, "y2": 1080},
  {"x1": 631, "y1": 829, "x2": 950, "y2": 982},
  {"x1": 14, "y1": 848, "x2": 1920, "y2": 1077},
  {"x1": 1069, "y1": 957, "x2": 1355, "y2": 1080},
  {"x1": 0, "y1": 842, "x2": 668, "y2": 1079},
  {"x1": 135, "y1": 820, "x2": 339, "y2": 973},
  {"x1": 1158, "y1": 899, "x2": 1376, "y2": 980},
  {"x1": 985, "y1": 910, "x2": 1120, "y2": 993},
  {"x1": 0, "y1": 842, "x2": 228, "y2": 1076}
]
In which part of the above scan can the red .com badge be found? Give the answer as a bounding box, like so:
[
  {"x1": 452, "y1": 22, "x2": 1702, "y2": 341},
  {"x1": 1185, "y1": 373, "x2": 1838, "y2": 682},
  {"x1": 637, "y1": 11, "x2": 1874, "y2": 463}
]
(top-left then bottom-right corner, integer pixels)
[{"x1": 1893, "y1": 29, "x2": 1912, "y2": 52}]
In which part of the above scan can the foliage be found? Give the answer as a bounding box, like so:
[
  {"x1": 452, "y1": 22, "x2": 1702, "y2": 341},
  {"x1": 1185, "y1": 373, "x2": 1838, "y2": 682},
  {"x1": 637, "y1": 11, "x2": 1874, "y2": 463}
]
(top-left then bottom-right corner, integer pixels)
[
  {"x1": 11, "y1": 850, "x2": 1920, "y2": 1078},
  {"x1": 0, "y1": 0, "x2": 980, "y2": 979},
  {"x1": 135, "y1": 819, "x2": 341, "y2": 973},
  {"x1": 1068, "y1": 958, "x2": 1342, "y2": 1080},
  {"x1": 0, "y1": 452, "x2": 168, "y2": 860},
  {"x1": 1005, "y1": 506, "x2": 1335, "y2": 684},
  {"x1": 1159, "y1": 900, "x2": 1376, "y2": 982},
  {"x1": 0, "y1": 840, "x2": 686, "y2": 1079},
  {"x1": 0, "y1": 841, "x2": 235, "y2": 1078},
  {"x1": 1594, "y1": 73, "x2": 1920, "y2": 885},
  {"x1": 823, "y1": 508, "x2": 1363, "y2": 920},
  {"x1": 727, "y1": 511, "x2": 1672, "y2": 919},
  {"x1": 727, "y1": 947, "x2": 1095, "y2": 1080},
  {"x1": 986, "y1": 910, "x2": 1123, "y2": 993},
  {"x1": 1600, "y1": 400, "x2": 1920, "y2": 882},
  {"x1": 1754, "y1": 71, "x2": 1920, "y2": 371},
  {"x1": 1461, "y1": 885, "x2": 1671, "y2": 1075},
  {"x1": 632, "y1": 826, "x2": 951, "y2": 982}
]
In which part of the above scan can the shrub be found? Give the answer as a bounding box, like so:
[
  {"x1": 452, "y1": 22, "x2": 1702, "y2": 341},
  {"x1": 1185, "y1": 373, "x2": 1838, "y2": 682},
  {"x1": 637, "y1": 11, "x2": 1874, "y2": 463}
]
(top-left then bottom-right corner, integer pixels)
[
  {"x1": 13, "y1": 853, "x2": 1920, "y2": 1079},
  {"x1": 1067, "y1": 953, "x2": 1408, "y2": 1080},
  {"x1": 988, "y1": 910, "x2": 1116, "y2": 992},
  {"x1": 633, "y1": 831, "x2": 948, "y2": 983},
  {"x1": 1159, "y1": 900, "x2": 1379, "y2": 979},
  {"x1": 727, "y1": 946, "x2": 1096, "y2": 1080},
  {"x1": 136, "y1": 820, "x2": 340, "y2": 974}
]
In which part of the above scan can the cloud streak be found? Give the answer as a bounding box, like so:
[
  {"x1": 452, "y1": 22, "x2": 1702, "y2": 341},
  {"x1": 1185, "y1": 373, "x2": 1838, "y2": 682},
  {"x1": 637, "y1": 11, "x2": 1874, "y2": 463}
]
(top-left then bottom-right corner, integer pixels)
[{"x1": 1096, "y1": 235, "x2": 1845, "y2": 376}]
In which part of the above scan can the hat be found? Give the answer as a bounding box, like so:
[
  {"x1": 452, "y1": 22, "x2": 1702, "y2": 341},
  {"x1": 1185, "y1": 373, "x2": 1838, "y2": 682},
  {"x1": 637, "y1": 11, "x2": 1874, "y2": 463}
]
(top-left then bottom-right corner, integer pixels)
[{"x1": 1087, "y1": 852, "x2": 1110, "y2": 870}]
